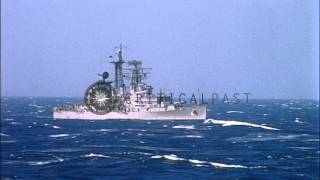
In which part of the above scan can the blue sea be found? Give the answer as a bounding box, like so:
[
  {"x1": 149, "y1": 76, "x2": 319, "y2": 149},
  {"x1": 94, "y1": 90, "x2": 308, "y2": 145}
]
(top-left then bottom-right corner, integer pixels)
[{"x1": 1, "y1": 97, "x2": 319, "y2": 179}]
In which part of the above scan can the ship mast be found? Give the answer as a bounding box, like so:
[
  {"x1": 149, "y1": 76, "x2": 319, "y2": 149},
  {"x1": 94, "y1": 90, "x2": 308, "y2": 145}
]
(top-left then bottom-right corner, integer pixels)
[
  {"x1": 110, "y1": 44, "x2": 125, "y2": 94},
  {"x1": 127, "y1": 60, "x2": 142, "y2": 92}
]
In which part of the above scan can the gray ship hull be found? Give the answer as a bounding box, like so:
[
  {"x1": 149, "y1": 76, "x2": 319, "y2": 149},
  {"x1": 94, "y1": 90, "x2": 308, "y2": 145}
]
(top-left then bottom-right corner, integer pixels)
[{"x1": 53, "y1": 106, "x2": 206, "y2": 120}]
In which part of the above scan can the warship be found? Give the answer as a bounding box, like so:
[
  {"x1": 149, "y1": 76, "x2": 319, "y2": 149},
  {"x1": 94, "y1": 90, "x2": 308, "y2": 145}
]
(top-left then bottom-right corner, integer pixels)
[{"x1": 53, "y1": 45, "x2": 206, "y2": 120}]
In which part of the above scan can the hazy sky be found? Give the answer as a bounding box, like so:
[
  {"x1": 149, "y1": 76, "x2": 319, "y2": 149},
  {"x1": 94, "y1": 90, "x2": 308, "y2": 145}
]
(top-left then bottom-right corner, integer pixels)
[{"x1": 2, "y1": 0, "x2": 319, "y2": 99}]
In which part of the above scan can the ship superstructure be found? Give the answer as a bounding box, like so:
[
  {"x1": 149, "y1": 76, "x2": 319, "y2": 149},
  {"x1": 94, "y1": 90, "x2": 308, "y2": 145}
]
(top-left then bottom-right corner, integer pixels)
[{"x1": 53, "y1": 45, "x2": 206, "y2": 120}]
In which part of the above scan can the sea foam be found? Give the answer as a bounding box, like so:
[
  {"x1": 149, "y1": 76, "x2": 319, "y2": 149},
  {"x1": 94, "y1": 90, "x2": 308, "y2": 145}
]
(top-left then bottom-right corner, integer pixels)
[
  {"x1": 226, "y1": 111, "x2": 244, "y2": 114},
  {"x1": 204, "y1": 119, "x2": 279, "y2": 131},
  {"x1": 82, "y1": 153, "x2": 109, "y2": 158},
  {"x1": 49, "y1": 134, "x2": 69, "y2": 138},
  {"x1": 28, "y1": 157, "x2": 64, "y2": 166},
  {"x1": 152, "y1": 154, "x2": 251, "y2": 169},
  {"x1": 172, "y1": 125, "x2": 195, "y2": 130}
]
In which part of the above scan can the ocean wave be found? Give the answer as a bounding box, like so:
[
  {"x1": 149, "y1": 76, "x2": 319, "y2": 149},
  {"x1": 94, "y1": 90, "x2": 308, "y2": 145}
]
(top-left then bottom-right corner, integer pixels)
[
  {"x1": 188, "y1": 159, "x2": 207, "y2": 164},
  {"x1": 0, "y1": 133, "x2": 9, "y2": 136},
  {"x1": 127, "y1": 152, "x2": 153, "y2": 156},
  {"x1": 28, "y1": 104, "x2": 43, "y2": 109},
  {"x1": 44, "y1": 124, "x2": 61, "y2": 129},
  {"x1": 82, "y1": 153, "x2": 110, "y2": 158},
  {"x1": 82, "y1": 144, "x2": 111, "y2": 148},
  {"x1": 228, "y1": 133, "x2": 310, "y2": 142},
  {"x1": 90, "y1": 129, "x2": 116, "y2": 132},
  {"x1": 49, "y1": 134, "x2": 69, "y2": 138},
  {"x1": 150, "y1": 155, "x2": 162, "y2": 159},
  {"x1": 152, "y1": 154, "x2": 252, "y2": 169},
  {"x1": 289, "y1": 107, "x2": 302, "y2": 110},
  {"x1": 28, "y1": 157, "x2": 64, "y2": 166},
  {"x1": 294, "y1": 118, "x2": 304, "y2": 124},
  {"x1": 288, "y1": 147, "x2": 315, "y2": 150},
  {"x1": 4, "y1": 118, "x2": 14, "y2": 121},
  {"x1": 126, "y1": 128, "x2": 147, "y2": 132},
  {"x1": 9, "y1": 122, "x2": 23, "y2": 125},
  {"x1": 209, "y1": 162, "x2": 247, "y2": 168},
  {"x1": 41, "y1": 148, "x2": 86, "y2": 153},
  {"x1": 174, "y1": 135, "x2": 203, "y2": 138},
  {"x1": 305, "y1": 139, "x2": 319, "y2": 142},
  {"x1": 172, "y1": 125, "x2": 195, "y2": 130},
  {"x1": 204, "y1": 119, "x2": 279, "y2": 131},
  {"x1": 226, "y1": 111, "x2": 244, "y2": 114},
  {"x1": 163, "y1": 154, "x2": 185, "y2": 161},
  {"x1": 1, "y1": 140, "x2": 16, "y2": 143}
]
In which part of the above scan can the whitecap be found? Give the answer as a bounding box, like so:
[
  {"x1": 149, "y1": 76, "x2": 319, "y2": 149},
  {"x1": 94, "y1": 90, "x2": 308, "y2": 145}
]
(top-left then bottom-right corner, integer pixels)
[
  {"x1": 210, "y1": 162, "x2": 247, "y2": 168},
  {"x1": 294, "y1": 118, "x2": 304, "y2": 124},
  {"x1": 172, "y1": 125, "x2": 195, "y2": 130},
  {"x1": 29, "y1": 104, "x2": 43, "y2": 109},
  {"x1": 49, "y1": 134, "x2": 69, "y2": 138},
  {"x1": 52, "y1": 125, "x2": 61, "y2": 129},
  {"x1": 82, "y1": 153, "x2": 109, "y2": 158},
  {"x1": 175, "y1": 135, "x2": 203, "y2": 138},
  {"x1": 156, "y1": 154, "x2": 250, "y2": 169},
  {"x1": 203, "y1": 119, "x2": 279, "y2": 131},
  {"x1": 136, "y1": 152, "x2": 153, "y2": 156},
  {"x1": 163, "y1": 154, "x2": 185, "y2": 161},
  {"x1": 10, "y1": 122, "x2": 22, "y2": 125},
  {"x1": 226, "y1": 111, "x2": 244, "y2": 114},
  {"x1": 28, "y1": 158, "x2": 64, "y2": 166},
  {"x1": 127, "y1": 128, "x2": 146, "y2": 132},
  {"x1": 151, "y1": 155, "x2": 162, "y2": 159},
  {"x1": 188, "y1": 159, "x2": 207, "y2": 164},
  {"x1": 91, "y1": 129, "x2": 114, "y2": 132},
  {"x1": 0, "y1": 133, "x2": 9, "y2": 136}
]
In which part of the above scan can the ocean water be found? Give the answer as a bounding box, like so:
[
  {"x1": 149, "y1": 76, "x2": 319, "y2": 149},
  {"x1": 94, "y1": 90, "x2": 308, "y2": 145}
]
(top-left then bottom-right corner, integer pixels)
[{"x1": 1, "y1": 97, "x2": 319, "y2": 179}]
